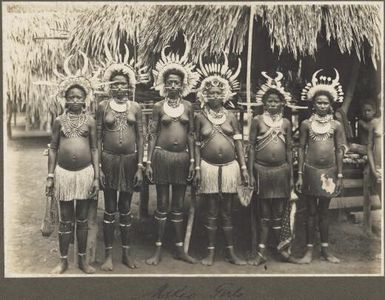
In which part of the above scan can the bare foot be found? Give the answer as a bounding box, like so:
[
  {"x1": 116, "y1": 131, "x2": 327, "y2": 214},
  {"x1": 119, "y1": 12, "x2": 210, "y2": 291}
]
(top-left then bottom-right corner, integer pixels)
[
  {"x1": 51, "y1": 259, "x2": 68, "y2": 274},
  {"x1": 294, "y1": 249, "x2": 313, "y2": 264},
  {"x1": 201, "y1": 250, "x2": 215, "y2": 266},
  {"x1": 225, "y1": 247, "x2": 246, "y2": 265},
  {"x1": 101, "y1": 253, "x2": 113, "y2": 271},
  {"x1": 321, "y1": 248, "x2": 340, "y2": 264},
  {"x1": 122, "y1": 248, "x2": 137, "y2": 269},
  {"x1": 175, "y1": 247, "x2": 197, "y2": 264},
  {"x1": 146, "y1": 247, "x2": 162, "y2": 265},
  {"x1": 78, "y1": 255, "x2": 95, "y2": 274},
  {"x1": 247, "y1": 252, "x2": 266, "y2": 266}
]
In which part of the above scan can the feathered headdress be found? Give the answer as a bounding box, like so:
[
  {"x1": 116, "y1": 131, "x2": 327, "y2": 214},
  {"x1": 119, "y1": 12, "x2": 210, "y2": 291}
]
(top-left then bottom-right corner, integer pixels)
[
  {"x1": 34, "y1": 51, "x2": 101, "y2": 109},
  {"x1": 196, "y1": 51, "x2": 241, "y2": 106},
  {"x1": 101, "y1": 41, "x2": 150, "y2": 92},
  {"x1": 255, "y1": 71, "x2": 292, "y2": 106},
  {"x1": 152, "y1": 35, "x2": 199, "y2": 97},
  {"x1": 301, "y1": 69, "x2": 344, "y2": 103}
]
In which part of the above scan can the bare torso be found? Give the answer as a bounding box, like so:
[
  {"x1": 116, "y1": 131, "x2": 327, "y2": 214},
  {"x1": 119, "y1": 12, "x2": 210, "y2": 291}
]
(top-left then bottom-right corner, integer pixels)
[
  {"x1": 101, "y1": 100, "x2": 138, "y2": 154},
  {"x1": 57, "y1": 119, "x2": 92, "y2": 171},
  {"x1": 199, "y1": 112, "x2": 236, "y2": 164},
  {"x1": 156, "y1": 100, "x2": 191, "y2": 152}
]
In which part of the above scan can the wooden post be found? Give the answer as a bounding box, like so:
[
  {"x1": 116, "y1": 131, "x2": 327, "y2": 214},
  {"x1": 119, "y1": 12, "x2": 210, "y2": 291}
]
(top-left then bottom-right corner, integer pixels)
[
  {"x1": 362, "y1": 166, "x2": 372, "y2": 235},
  {"x1": 245, "y1": 5, "x2": 255, "y2": 136},
  {"x1": 87, "y1": 198, "x2": 99, "y2": 264},
  {"x1": 140, "y1": 183, "x2": 149, "y2": 218}
]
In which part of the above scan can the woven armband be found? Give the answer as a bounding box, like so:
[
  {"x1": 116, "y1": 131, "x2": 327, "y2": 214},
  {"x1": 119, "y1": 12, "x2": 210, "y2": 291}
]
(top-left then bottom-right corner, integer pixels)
[{"x1": 233, "y1": 134, "x2": 242, "y2": 141}]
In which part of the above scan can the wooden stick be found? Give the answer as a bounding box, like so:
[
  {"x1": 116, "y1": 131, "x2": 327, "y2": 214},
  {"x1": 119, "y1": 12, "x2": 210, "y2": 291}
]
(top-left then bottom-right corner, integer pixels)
[
  {"x1": 184, "y1": 185, "x2": 196, "y2": 253},
  {"x1": 246, "y1": 5, "x2": 255, "y2": 135}
]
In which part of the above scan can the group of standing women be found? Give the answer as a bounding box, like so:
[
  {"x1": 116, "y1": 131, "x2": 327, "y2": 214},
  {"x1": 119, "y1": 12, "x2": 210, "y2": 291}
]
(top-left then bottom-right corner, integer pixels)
[{"x1": 45, "y1": 38, "x2": 381, "y2": 274}]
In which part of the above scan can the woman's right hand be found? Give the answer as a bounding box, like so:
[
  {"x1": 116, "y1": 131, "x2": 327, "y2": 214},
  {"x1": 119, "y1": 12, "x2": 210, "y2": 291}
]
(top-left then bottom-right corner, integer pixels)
[
  {"x1": 145, "y1": 164, "x2": 154, "y2": 183},
  {"x1": 193, "y1": 170, "x2": 201, "y2": 189},
  {"x1": 249, "y1": 174, "x2": 255, "y2": 189},
  {"x1": 295, "y1": 177, "x2": 303, "y2": 194},
  {"x1": 46, "y1": 178, "x2": 54, "y2": 197},
  {"x1": 99, "y1": 169, "x2": 106, "y2": 189}
]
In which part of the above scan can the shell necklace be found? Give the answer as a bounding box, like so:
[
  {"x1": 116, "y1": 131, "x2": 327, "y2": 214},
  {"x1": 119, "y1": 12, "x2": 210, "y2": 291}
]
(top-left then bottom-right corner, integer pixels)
[
  {"x1": 206, "y1": 106, "x2": 227, "y2": 125},
  {"x1": 60, "y1": 112, "x2": 88, "y2": 138},
  {"x1": 262, "y1": 111, "x2": 283, "y2": 128},
  {"x1": 163, "y1": 97, "x2": 185, "y2": 119},
  {"x1": 309, "y1": 113, "x2": 334, "y2": 141},
  {"x1": 109, "y1": 99, "x2": 131, "y2": 144}
]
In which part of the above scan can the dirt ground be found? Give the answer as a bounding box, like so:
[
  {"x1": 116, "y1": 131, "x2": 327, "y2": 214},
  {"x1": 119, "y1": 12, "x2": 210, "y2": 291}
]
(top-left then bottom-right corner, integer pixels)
[{"x1": 4, "y1": 137, "x2": 382, "y2": 276}]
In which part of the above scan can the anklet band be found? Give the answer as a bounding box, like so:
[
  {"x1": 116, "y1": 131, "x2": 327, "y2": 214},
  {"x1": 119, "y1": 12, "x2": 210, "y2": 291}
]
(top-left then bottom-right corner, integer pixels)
[
  {"x1": 155, "y1": 242, "x2": 162, "y2": 247},
  {"x1": 60, "y1": 255, "x2": 68, "y2": 259},
  {"x1": 207, "y1": 246, "x2": 215, "y2": 250},
  {"x1": 226, "y1": 245, "x2": 234, "y2": 249},
  {"x1": 105, "y1": 247, "x2": 113, "y2": 250},
  {"x1": 175, "y1": 242, "x2": 183, "y2": 247},
  {"x1": 258, "y1": 244, "x2": 266, "y2": 249},
  {"x1": 78, "y1": 253, "x2": 86, "y2": 256},
  {"x1": 122, "y1": 245, "x2": 130, "y2": 249},
  {"x1": 307, "y1": 244, "x2": 314, "y2": 248},
  {"x1": 119, "y1": 223, "x2": 132, "y2": 227},
  {"x1": 321, "y1": 243, "x2": 329, "y2": 247}
]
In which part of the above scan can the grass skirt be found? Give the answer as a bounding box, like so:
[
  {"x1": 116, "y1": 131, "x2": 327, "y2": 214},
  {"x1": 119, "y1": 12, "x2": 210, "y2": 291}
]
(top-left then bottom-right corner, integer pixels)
[
  {"x1": 200, "y1": 159, "x2": 240, "y2": 194},
  {"x1": 253, "y1": 162, "x2": 290, "y2": 199},
  {"x1": 101, "y1": 151, "x2": 138, "y2": 192},
  {"x1": 152, "y1": 147, "x2": 189, "y2": 185},
  {"x1": 302, "y1": 163, "x2": 338, "y2": 197},
  {"x1": 54, "y1": 164, "x2": 94, "y2": 201}
]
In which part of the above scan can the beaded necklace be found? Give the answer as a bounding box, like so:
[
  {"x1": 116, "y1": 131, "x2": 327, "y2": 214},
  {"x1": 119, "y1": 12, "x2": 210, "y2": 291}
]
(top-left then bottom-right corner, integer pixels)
[
  {"x1": 309, "y1": 113, "x2": 334, "y2": 141},
  {"x1": 60, "y1": 112, "x2": 88, "y2": 138},
  {"x1": 109, "y1": 99, "x2": 131, "y2": 144},
  {"x1": 163, "y1": 97, "x2": 185, "y2": 120},
  {"x1": 205, "y1": 106, "x2": 228, "y2": 126}
]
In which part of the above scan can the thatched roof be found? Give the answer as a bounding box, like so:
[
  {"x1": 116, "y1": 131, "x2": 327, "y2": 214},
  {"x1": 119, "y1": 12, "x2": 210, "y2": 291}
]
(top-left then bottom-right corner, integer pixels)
[
  {"x1": 68, "y1": 4, "x2": 155, "y2": 59},
  {"x1": 4, "y1": 12, "x2": 77, "y2": 122},
  {"x1": 256, "y1": 4, "x2": 381, "y2": 65},
  {"x1": 139, "y1": 5, "x2": 249, "y2": 64}
]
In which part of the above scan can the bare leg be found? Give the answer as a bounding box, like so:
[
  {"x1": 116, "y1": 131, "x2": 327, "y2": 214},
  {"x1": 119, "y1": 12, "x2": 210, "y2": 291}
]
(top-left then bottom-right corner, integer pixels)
[
  {"x1": 294, "y1": 196, "x2": 317, "y2": 264},
  {"x1": 101, "y1": 189, "x2": 117, "y2": 271},
  {"x1": 76, "y1": 200, "x2": 95, "y2": 274},
  {"x1": 272, "y1": 198, "x2": 289, "y2": 260},
  {"x1": 51, "y1": 201, "x2": 73, "y2": 274},
  {"x1": 202, "y1": 194, "x2": 218, "y2": 266},
  {"x1": 248, "y1": 198, "x2": 270, "y2": 266},
  {"x1": 119, "y1": 191, "x2": 137, "y2": 269},
  {"x1": 146, "y1": 184, "x2": 169, "y2": 265},
  {"x1": 319, "y1": 197, "x2": 340, "y2": 263},
  {"x1": 222, "y1": 194, "x2": 246, "y2": 265},
  {"x1": 171, "y1": 184, "x2": 197, "y2": 264}
]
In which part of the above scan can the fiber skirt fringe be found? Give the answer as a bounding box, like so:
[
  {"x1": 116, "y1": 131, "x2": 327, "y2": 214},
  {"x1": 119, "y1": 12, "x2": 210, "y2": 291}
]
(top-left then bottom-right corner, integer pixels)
[
  {"x1": 302, "y1": 163, "x2": 338, "y2": 197},
  {"x1": 152, "y1": 147, "x2": 189, "y2": 185},
  {"x1": 101, "y1": 151, "x2": 138, "y2": 192},
  {"x1": 54, "y1": 164, "x2": 94, "y2": 201},
  {"x1": 253, "y1": 162, "x2": 290, "y2": 199},
  {"x1": 200, "y1": 159, "x2": 240, "y2": 194}
]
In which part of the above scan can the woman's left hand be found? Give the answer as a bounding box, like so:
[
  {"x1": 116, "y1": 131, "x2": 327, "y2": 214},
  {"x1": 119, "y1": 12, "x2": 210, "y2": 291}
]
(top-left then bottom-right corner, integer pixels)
[
  {"x1": 335, "y1": 178, "x2": 343, "y2": 195},
  {"x1": 187, "y1": 162, "x2": 195, "y2": 182},
  {"x1": 241, "y1": 169, "x2": 249, "y2": 186},
  {"x1": 133, "y1": 169, "x2": 144, "y2": 187},
  {"x1": 89, "y1": 178, "x2": 99, "y2": 199}
]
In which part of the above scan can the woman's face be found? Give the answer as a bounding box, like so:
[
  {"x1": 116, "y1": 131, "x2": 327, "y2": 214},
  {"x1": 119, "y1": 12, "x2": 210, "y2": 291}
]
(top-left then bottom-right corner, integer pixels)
[
  {"x1": 206, "y1": 86, "x2": 224, "y2": 109},
  {"x1": 110, "y1": 74, "x2": 131, "y2": 102},
  {"x1": 264, "y1": 93, "x2": 284, "y2": 115},
  {"x1": 165, "y1": 74, "x2": 182, "y2": 98},
  {"x1": 314, "y1": 94, "x2": 332, "y2": 116},
  {"x1": 361, "y1": 104, "x2": 376, "y2": 121},
  {"x1": 65, "y1": 87, "x2": 86, "y2": 113}
]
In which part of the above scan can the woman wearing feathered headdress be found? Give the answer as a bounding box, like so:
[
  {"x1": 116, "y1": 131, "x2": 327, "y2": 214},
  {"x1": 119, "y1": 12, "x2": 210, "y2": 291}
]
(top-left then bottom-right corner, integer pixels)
[
  {"x1": 145, "y1": 36, "x2": 199, "y2": 265},
  {"x1": 294, "y1": 69, "x2": 345, "y2": 264},
  {"x1": 96, "y1": 42, "x2": 149, "y2": 271},
  {"x1": 44, "y1": 52, "x2": 99, "y2": 274},
  {"x1": 248, "y1": 71, "x2": 294, "y2": 266},
  {"x1": 193, "y1": 52, "x2": 248, "y2": 266}
]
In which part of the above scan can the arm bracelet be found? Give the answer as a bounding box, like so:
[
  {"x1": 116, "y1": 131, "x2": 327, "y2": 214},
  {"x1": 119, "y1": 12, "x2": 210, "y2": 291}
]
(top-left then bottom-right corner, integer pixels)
[
  {"x1": 240, "y1": 165, "x2": 247, "y2": 170},
  {"x1": 190, "y1": 158, "x2": 195, "y2": 163},
  {"x1": 146, "y1": 161, "x2": 152, "y2": 165},
  {"x1": 337, "y1": 173, "x2": 343, "y2": 179},
  {"x1": 195, "y1": 166, "x2": 201, "y2": 170},
  {"x1": 47, "y1": 173, "x2": 54, "y2": 179}
]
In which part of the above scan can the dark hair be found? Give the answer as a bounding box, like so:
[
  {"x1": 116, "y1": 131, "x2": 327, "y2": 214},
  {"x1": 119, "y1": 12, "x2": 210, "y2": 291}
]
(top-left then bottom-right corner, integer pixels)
[
  {"x1": 312, "y1": 90, "x2": 334, "y2": 103},
  {"x1": 163, "y1": 68, "x2": 185, "y2": 82},
  {"x1": 109, "y1": 70, "x2": 131, "y2": 84},
  {"x1": 262, "y1": 89, "x2": 285, "y2": 103},
  {"x1": 65, "y1": 84, "x2": 87, "y2": 99},
  {"x1": 360, "y1": 100, "x2": 377, "y2": 111}
]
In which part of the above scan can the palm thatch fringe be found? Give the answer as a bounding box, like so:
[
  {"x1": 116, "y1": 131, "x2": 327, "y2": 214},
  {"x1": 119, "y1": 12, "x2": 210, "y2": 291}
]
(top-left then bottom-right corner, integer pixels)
[
  {"x1": 256, "y1": 4, "x2": 381, "y2": 65},
  {"x1": 4, "y1": 12, "x2": 77, "y2": 127}
]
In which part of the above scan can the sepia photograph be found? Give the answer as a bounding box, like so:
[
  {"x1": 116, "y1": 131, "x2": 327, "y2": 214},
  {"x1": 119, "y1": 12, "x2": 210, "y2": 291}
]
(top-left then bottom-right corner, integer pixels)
[{"x1": 2, "y1": 0, "x2": 383, "y2": 282}]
